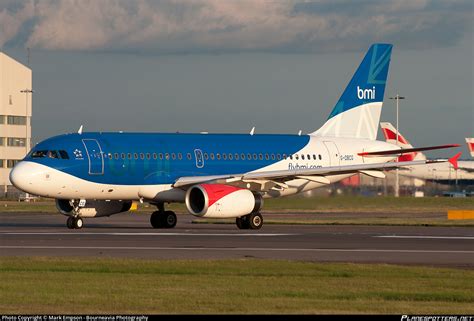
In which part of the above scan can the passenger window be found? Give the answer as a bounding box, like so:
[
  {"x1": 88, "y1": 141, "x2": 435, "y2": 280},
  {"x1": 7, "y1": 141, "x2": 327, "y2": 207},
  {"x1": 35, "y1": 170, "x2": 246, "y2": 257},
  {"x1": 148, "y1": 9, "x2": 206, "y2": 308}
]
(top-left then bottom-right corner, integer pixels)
[
  {"x1": 247, "y1": 153, "x2": 252, "y2": 160},
  {"x1": 204, "y1": 153, "x2": 209, "y2": 160},
  {"x1": 277, "y1": 154, "x2": 281, "y2": 160},
  {"x1": 241, "y1": 153, "x2": 245, "y2": 160},
  {"x1": 216, "y1": 153, "x2": 221, "y2": 160},
  {"x1": 290, "y1": 155, "x2": 293, "y2": 160},
  {"x1": 295, "y1": 155, "x2": 299, "y2": 160},
  {"x1": 134, "y1": 153, "x2": 138, "y2": 160},
  {"x1": 313, "y1": 154, "x2": 316, "y2": 160},
  {"x1": 178, "y1": 153, "x2": 183, "y2": 160},
  {"x1": 171, "y1": 153, "x2": 176, "y2": 160},
  {"x1": 210, "y1": 153, "x2": 215, "y2": 160},
  {"x1": 159, "y1": 153, "x2": 164, "y2": 160},
  {"x1": 114, "y1": 153, "x2": 119, "y2": 160},
  {"x1": 187, "y1": 153, "x2": 192, "y2": 160},
  {"x1": 222, "y1": 153, "x2": 227, "y2": 160},
  {"x1": 319, "y1": 154, "x2": 322, "y2": 160},
  {"x1": 152, "y1": 153, "x2": 157, "y2": 160},
  {"x1": 165, "y1": 153, "x2": 170, "y2": 160},
  {"x1": 265, "y1": 153, "x2": 269, "y2": 160},
  {"x1": 283, "y1": 154, "x2": 287, "y2": 159},
  {"x1": 235, "y1": 153, "x2": 240, "y2": 160},
  {"x1": 301, "y1": 155, "x2": 305, "y2": 160},
  {"x1": 307, "y1": 154, "x2": 310, "y2": 160},
  {"x1": 271, "y1": 154, "x2": 275, "y2": 160},
  {"x1": 145, "y1": 153, "x2": 150, "y2": 160},
  {"x1": 229, "y1": 153, "x2": 233, "y2": 160},
  {"x1": 258, "y1": 153, "x2": 263, "y2": 160},
  {"x1": 140, "y1": 153, "x2": 145, "y2": 160},
  {"x1": 253, "y1": 154, "x2": 257, "y2": 160},
  {"x1": 121, "y1": 153, "x2": 126, "y2": 159},
  {"x1": 128, "y1": 153, "x2": 132, "y2": 160}
]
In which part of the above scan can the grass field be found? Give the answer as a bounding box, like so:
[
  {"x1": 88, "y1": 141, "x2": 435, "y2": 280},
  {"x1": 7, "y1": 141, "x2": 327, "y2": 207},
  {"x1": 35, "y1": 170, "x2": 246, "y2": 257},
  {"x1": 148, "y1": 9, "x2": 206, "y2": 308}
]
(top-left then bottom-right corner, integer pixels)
[
  {"x1": 1, "y1": 257, "x2": 473, "y2": 314},
  {"x1": 1, "y1": 196, "x2": 473, "y2": 213},
  {"x1": 2, "y1": 196, "x2": 473, "y2": 226}
]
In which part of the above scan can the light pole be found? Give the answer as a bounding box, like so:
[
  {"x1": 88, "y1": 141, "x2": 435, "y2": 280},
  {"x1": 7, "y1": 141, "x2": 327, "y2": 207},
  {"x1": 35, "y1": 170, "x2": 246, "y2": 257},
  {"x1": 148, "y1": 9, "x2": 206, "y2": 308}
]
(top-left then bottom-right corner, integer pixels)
[
  {"x1": 20, "y1": 89, "x2": 33, "y2": 200},
  {"x1": 389, "y1": 95, "x2": 405, "y2": 197}
]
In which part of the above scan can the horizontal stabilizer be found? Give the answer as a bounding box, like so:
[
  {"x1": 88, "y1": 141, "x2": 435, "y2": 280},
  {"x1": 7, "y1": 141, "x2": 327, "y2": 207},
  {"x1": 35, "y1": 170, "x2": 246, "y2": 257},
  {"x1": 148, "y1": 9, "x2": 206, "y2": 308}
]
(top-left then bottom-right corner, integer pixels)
[
  {"x1": 449, "y1": 152, "x2": 462, "y2": 170},
  {"x1": 358, "y1": 144, "x2": 460, "y2": 157}
]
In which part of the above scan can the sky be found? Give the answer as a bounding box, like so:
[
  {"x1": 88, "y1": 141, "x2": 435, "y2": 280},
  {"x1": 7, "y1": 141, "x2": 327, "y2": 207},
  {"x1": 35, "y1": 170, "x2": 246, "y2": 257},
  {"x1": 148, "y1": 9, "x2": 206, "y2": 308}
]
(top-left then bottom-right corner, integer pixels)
[{"x1": 1, "y1": 0, "x2": 473, "y2": 158}]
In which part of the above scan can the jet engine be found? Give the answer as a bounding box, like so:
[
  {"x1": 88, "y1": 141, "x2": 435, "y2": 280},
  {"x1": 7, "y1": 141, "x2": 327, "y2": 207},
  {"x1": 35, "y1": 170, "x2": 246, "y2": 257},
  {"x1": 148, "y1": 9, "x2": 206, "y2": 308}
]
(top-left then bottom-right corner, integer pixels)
[
  {"x1": 185, "y1": 184, "x2": 263, "y2": 218},
  {"x1": 56, "y1": 199, "x2": 133, "y2": 217}
]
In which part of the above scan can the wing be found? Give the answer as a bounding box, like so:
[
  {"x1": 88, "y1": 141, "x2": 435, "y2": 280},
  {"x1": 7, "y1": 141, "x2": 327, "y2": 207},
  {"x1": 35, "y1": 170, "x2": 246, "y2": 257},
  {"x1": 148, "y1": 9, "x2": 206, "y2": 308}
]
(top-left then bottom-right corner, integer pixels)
[{"x1": 173, "y1": 158, "x2": 447, "y2": 191}]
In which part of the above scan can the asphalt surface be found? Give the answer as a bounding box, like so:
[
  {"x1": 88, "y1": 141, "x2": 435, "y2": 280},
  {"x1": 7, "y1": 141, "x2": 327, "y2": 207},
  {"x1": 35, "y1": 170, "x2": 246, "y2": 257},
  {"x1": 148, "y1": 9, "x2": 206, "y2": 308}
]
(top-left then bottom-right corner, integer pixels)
[{"x1": 1, "y1": 212, "x2": 473, "y2": 267}]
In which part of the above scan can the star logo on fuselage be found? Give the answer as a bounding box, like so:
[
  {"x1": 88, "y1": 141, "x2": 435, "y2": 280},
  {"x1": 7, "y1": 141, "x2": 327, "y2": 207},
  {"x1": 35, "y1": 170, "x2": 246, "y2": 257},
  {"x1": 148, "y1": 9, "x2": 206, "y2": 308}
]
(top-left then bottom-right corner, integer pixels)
[{"x1": 73, "y1": 149, "x2": 83, "y2": 159}]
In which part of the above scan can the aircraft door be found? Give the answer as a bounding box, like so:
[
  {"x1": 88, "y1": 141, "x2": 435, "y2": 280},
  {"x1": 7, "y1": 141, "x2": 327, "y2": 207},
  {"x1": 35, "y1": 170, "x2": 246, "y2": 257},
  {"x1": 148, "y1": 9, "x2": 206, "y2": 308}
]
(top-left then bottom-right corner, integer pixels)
[
  {"x1": 194, "y1": 149, "x2": 204, "y2": 168},
  {"x1": 323, "y1": 141, "x2": 340, "y2": 167},
  {"x1": 82, "y1": 139, "x2": 104, "y2": 175}
]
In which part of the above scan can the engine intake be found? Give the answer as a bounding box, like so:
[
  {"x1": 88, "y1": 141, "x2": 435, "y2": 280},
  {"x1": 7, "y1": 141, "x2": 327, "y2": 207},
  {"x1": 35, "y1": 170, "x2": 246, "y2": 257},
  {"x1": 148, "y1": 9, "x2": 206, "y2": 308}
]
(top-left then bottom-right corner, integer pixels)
[
  {"x1": 56, "y1": 199, "x2": 133, "y2": 217},
  {"x1": 185, "y1": 184, "x2": 263, "y2": 218}
]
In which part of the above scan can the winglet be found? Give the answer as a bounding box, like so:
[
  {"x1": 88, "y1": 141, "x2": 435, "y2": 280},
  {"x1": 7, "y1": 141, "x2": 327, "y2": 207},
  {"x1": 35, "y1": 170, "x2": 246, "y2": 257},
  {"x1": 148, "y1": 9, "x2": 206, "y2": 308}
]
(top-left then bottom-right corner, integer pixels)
[
  {"x1": 78, "y1": 125, "x2": 83, "y2": 135},
  {"x1": 449, "y1": 152, "x2": 462, "y2": 170}
]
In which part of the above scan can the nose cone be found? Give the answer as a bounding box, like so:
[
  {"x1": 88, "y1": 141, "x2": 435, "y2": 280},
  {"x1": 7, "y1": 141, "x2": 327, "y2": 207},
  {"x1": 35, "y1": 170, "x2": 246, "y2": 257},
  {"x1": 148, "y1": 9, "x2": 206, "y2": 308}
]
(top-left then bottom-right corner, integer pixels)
[{"x1": 10, "y1": 161, "x2": 45, "y2": 194}]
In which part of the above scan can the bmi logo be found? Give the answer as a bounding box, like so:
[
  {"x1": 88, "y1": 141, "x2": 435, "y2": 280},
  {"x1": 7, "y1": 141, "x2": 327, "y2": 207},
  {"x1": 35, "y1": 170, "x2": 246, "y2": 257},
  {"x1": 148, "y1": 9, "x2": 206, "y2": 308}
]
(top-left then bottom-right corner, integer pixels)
[{"x1": 357, "y1": 86, "x2": 376, "y2": 100}]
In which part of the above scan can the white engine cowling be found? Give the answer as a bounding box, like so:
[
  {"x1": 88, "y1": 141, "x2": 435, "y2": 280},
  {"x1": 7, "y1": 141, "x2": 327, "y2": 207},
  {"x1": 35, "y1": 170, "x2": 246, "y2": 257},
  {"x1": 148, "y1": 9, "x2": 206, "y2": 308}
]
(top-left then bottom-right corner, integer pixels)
[
  {"x1": 56, "y1": 199, "x2": 133, "y2": 218},
  {"x1": 185, "y1": 184, "x2": 263, "y2": 218}
]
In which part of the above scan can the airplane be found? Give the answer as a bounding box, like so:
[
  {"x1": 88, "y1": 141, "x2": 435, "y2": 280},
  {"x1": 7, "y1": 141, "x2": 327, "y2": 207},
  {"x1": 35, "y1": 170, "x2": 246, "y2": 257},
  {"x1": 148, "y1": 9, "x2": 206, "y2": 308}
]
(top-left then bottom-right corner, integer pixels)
[
  {"x1": 10, "y1": 43, "x2": 459, "y2": 230},
  {"x1": 380, "y1": 122, "x2": 474, "y2": 185}
]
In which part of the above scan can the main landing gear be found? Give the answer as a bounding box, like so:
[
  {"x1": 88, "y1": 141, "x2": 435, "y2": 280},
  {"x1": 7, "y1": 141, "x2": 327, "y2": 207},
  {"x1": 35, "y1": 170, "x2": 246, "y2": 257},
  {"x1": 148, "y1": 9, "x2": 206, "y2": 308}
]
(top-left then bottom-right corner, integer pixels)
[
  {"x1": 236, "y1": 212, "x2": 263, "y2": 230},
  {"x1": 66, "y1": 216, "x2": 83, "y2": 229},
  {"x1": 150, "y1": 203, "x2": 177, "y2": 229}
]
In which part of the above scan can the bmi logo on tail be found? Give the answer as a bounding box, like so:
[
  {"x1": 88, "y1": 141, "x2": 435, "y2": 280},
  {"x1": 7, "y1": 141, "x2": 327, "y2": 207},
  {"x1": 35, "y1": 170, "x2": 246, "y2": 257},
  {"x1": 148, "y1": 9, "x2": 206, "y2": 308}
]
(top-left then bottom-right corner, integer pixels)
[{"x1": 357, "y1": 86, "x2": 376, "y2": 100}]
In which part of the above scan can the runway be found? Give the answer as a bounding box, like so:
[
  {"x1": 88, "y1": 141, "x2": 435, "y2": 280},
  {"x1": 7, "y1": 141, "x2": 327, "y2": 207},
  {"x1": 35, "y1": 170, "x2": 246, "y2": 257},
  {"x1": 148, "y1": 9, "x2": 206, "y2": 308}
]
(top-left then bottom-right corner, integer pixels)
[{"x1": 1, "y1": 212, "x2": 473, "y2": 267}]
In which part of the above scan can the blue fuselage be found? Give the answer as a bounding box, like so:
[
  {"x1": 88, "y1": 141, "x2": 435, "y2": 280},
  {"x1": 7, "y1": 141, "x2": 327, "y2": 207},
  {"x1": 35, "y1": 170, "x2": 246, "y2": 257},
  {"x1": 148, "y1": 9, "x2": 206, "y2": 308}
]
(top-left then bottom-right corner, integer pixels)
[{"x1": 26, "y1": 132, "x2": 311, "y2": 185}]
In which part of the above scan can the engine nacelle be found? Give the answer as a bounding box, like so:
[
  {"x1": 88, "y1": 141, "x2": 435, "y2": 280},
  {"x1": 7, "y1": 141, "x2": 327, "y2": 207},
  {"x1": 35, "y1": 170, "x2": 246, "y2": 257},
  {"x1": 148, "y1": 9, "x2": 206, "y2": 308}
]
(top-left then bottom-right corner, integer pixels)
[
  {"x1": 185, "y1": 184, "x2": 263, "y2": 218},
  {"x1": 56, "y1": 199, "x2": 133, "y2": 218}
]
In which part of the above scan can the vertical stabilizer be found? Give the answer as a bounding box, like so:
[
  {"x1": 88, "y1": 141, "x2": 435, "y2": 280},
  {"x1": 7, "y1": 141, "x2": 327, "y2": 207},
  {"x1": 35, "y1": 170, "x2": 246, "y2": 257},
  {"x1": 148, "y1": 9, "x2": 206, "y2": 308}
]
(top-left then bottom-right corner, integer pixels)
[
  {"x1": 312, "y1": 44, "x2": 392, "y2": 140},
  {"x1": 466, "y1": 138, "x2": 474, "y2": 158},
  {"x1": 380, "y1": 122, "x2": 425, "y2": 161}
]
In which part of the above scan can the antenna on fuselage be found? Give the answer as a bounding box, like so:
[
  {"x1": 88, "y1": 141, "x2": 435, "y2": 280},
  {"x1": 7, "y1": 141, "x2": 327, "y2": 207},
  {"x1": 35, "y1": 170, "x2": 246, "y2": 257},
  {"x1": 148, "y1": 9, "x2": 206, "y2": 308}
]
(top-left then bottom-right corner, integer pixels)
[
  {"x1": 78, "y1": 125, "x2": 83, "y2": 135},
  {"x1": 250, "y1": 127, "x2": 255, "y2": 136},
  {"x1": 298, "y1": 130, "x2": 302, "y2": 136}
]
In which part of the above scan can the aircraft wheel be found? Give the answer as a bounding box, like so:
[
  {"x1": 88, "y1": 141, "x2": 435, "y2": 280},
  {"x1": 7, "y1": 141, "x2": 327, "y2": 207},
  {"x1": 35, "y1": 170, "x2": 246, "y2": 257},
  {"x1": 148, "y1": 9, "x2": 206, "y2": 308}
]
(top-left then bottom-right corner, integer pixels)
[
  {"x1": 236, "y1": 216, "x2": 250, "y2": 229},
  {"x1": 150, "y1": 211, "x2": 163, "y2": 228},
  {"x1": 66, "y1": 216, "x2": 74, "y2": 229},
  {"x1": 73, "y1": 217, "x2": 83, "y2": 229},
  {"x1": 163, "y1": 211, "x2": 177, "y2": 228},
  {"x1": 248, "y1": 212, "x2": 263, "y2": 230}
]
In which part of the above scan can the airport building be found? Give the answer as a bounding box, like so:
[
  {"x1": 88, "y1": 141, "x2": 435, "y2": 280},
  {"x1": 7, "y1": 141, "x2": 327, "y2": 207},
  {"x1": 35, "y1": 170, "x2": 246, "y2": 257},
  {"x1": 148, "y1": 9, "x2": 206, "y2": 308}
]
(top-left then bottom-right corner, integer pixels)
[{"x1": 0, "y1": 52, "x2": 32, "y2": 196}]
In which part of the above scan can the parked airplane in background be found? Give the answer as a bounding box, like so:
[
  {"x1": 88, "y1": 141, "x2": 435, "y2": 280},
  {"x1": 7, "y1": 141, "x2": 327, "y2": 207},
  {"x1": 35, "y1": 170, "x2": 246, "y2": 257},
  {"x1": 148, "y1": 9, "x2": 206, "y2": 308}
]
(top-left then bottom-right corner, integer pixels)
[
  {"x1": 380, "y1": 122, "x2": 473, "y2": 185},
  {"x1": 466, "y1": 138, "x2": 474, "y2": 158},
  {"x1": 10, "y1": 44, "x2": 458, "y2": 230}
]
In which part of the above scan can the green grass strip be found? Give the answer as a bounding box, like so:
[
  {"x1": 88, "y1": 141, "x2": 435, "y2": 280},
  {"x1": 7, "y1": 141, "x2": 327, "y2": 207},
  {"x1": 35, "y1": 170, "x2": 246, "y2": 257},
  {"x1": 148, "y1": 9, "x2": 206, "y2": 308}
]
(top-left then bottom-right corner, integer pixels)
[{"x1": 1, "y1": 257, "x2": 473, "y2": 314}]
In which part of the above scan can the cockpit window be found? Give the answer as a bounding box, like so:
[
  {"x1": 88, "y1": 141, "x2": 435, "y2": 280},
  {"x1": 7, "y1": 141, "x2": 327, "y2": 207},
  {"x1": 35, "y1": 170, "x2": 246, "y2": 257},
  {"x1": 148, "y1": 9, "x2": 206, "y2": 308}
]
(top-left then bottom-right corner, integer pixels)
[
  {"x1": 31, "y1": 150, "x2": 48, "y2": 158},
  {"x1": 59, "y1": 150, "x2": 69, "y2": 159},
  {"x1": 30, "y1": 150, "x2": 69, "y2": 159},
  {"x1": 47, "y1": 150, "x2": 60, "y2": 159}
]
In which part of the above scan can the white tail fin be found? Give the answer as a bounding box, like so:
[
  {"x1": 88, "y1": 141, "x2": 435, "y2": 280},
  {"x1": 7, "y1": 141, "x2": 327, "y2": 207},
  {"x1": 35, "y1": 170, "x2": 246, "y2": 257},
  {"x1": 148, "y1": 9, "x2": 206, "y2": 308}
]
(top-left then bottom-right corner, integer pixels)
[
  {"x1": 380, "y1": 122, "x2": 425, "y2": 161},
  {"x1": 312, "y1": 44, "x2": 392, "y2": 140},
  {"x1": 466, "y1": 138, "x2": 474, "y2": 158}
]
